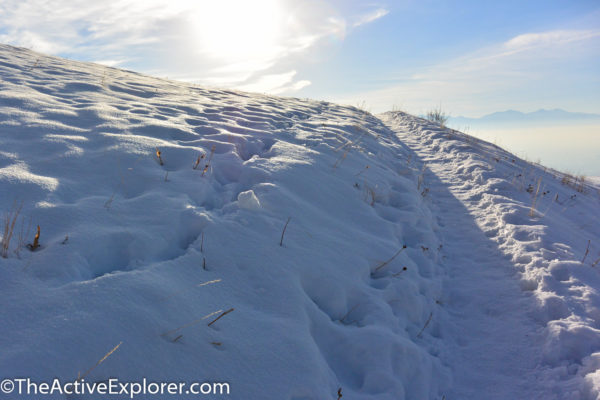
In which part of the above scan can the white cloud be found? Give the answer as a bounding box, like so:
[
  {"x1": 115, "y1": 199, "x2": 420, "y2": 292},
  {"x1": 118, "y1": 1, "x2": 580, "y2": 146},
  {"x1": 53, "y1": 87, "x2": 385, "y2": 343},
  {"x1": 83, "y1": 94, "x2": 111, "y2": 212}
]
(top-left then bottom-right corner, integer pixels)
[
  {"x1": 352, "y1": 8, "x2": 389, "y2": 28},
  {"x1": 237, "y1": 70, "x2": 311, "y2": 94},
  {"x1": 333, "y1": 28, "x2": 600, "y2": 115},
  {"x1": 0, "y1": 0, "x2": 386, "y2": 94},
  {"x1": 504, "y1": 30, "x2": 600, "y2": 51}
]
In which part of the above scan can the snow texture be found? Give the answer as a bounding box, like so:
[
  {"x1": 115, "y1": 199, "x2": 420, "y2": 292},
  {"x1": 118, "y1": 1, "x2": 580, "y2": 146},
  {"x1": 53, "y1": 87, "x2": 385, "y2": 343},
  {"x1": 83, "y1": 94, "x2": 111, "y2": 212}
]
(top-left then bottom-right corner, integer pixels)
[{"x1": 0, "y1": 44, "x2": 599, "y2": 399}]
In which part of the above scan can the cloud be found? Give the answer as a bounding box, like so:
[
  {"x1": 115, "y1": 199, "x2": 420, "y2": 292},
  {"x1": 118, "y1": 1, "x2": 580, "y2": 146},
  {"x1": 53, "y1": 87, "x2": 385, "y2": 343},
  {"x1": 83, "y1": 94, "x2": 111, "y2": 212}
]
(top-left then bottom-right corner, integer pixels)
[
  {"x1": 333, "y1": 28, "x2": 600, "y2": 115},
  {"x1": 237, "y1": 70, "x2": 311, "y2": 94},
  {"x1": 504, "y1": 30, "x2": 600, "y2": 51},
  {"x1": 0, "y1": 0, "x2": 387, "y2": 95},
  {"x1": 352, "y1": 8, "x2": 389, "y2": 28}
]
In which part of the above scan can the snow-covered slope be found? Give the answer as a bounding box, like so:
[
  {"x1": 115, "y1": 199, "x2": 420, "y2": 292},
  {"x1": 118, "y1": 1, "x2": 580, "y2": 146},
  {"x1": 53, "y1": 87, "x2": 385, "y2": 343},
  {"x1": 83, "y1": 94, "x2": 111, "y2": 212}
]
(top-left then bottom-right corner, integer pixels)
[{"x1": 1, "y1": 44, "x2": 599, "y2": 399}]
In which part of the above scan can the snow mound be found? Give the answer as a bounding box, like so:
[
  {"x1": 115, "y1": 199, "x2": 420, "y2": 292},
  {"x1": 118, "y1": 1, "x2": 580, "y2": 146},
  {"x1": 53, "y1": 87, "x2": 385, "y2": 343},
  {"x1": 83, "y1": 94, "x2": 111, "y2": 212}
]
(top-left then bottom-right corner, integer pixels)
[
  {"x1": 0, "y1": 45, "x2": 449, "y2": 399},
  {"x1": 1, "y1": 43, "x2": 598, "y2": 400}
]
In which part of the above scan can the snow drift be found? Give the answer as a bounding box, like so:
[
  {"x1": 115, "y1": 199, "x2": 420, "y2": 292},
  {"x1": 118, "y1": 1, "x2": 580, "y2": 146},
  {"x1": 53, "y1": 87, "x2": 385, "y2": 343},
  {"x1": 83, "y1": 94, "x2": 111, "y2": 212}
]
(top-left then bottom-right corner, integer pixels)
[{"x1": 0, "y1": 44, "x2": 599, "y2": 399}]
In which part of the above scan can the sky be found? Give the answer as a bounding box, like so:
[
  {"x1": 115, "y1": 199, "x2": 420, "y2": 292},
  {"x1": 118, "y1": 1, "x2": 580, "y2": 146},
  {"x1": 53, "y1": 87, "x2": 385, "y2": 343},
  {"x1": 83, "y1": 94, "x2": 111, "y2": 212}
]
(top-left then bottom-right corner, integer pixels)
[{"x1": 0, "y1": 0, "x2": 599, "y2": 117}]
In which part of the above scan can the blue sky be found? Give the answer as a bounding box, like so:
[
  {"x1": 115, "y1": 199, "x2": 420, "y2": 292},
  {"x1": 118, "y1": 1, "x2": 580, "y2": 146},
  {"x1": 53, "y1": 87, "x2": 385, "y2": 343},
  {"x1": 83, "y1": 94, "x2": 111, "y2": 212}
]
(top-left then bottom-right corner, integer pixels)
[{"x1": 0, "y1": 0, "x2": 598, "y2": 116}]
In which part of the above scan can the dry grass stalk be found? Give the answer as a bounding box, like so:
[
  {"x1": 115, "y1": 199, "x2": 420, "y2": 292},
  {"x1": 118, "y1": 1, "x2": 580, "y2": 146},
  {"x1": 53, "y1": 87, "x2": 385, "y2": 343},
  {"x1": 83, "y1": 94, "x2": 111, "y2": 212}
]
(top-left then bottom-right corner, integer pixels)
[
  {"x1": 528, "y1": 177, "x2": 542, "y2": 217},
  {"x1": 207, "y1": 308, "x2": 234, "y2": 327},
  {"x1": 340, "y1": 304, "x2": 360, "y2": 324},
  {"x1": 280, "y1": 217, "x2": 291, "y2": 247},
  {"x1": 417, "y1": 312, "x2": 433, "y2": 338},
  {"x1": 201, "y1": 145, "x2": 216, "y2": 177},
  {"x1": 14, "y1": 212, "x2": 31, "y2": 257},
  {"x1": 1, "y1": 201, "x2": 23, "y2": 258},
  {"x1": 27, "y1": 225, "x2": 40, "y2": 251},
  {"x1": 200, "y1": 231, "x2": 207, "y2": 269},
  {"x1": 77, "y1": 341, "x2": 123, "y2": 382},
  {"x1": 391, "y1": 266, "x2": 408, "y2": 277},
  {"x1": 582, "y1": 240, "x2": 591, "y2": 264},
  {"x1": 161, "y1": 310, "x2": 223, "y2": 337},
  {"x1": 355, "y1": 165, "x2": 369, "y2": 177},
  {"x1": 162, "y1": 279, "x2": 222, "y2": 301},
  {"x1": 374, "y1": 245, "x2": 407, "y2": 273},
  {"x1": 365, "y1": 186, "x2": 376, "y2": 206},
  {"x1": 156, "y1": 147, "x2": 164, "y2": 166},
  {"x1": 193, "y1": 152, "x2": 206, "y2": 170}
]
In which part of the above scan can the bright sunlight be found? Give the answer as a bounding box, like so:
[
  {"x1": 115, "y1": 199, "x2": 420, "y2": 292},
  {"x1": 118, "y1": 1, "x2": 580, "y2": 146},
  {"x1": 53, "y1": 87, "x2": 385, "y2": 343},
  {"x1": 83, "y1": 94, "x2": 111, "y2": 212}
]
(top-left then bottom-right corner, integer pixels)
[{"x1": 190, "y1": 0, "x2": 285, "y2": 63}]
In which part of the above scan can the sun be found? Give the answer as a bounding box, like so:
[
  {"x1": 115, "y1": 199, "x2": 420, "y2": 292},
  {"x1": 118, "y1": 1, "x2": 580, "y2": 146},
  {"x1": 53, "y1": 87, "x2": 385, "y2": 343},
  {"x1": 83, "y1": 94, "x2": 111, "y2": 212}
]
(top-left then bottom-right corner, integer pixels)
[{"x1": 190, "y1": 0, "x2": 284, "y2": 63}]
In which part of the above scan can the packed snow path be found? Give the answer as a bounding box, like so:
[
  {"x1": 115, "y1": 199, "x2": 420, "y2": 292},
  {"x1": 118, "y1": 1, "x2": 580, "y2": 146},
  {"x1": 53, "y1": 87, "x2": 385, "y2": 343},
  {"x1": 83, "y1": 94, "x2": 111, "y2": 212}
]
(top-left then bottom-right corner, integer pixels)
[
  {"x1": 382, "y1": 114, "x2": 549, "y2": 398},
  {"x1": 382, "y1": 112, "x2": 600, "y2": 399}
]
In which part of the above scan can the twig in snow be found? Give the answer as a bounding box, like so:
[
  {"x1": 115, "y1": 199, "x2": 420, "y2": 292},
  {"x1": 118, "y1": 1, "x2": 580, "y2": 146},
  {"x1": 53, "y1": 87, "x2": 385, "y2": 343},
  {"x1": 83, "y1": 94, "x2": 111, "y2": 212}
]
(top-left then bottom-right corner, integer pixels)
[
  {"x1": 193, "y1": 152, "x2": 206, "y2": 170},
  {"x1": 582, "y1": 240, "x2": 591, "y2": 264},
  {"x1": 200, "y1": 231, "x2": 207, "y2": 269},
  {"x1": 391, "y1": 266, "x2": 408, "y2": 277},
  {"x1": 161, "y1": 310, "x2": 223, "y2": 337},
  {"x1": 207, "y1": 308, "x2": 234, "y2": 327},
  {"x1": 161, "y1": 279, "x2": 222, "y2": 301},
  {"x1": 156, "y1": 147, "x2": 164, "y2": 166},
  {"x1": 77, "y1": 341, "x2": 122, "y2": 382},
  {"x1": 14, "y1": 214, "x2": 31, "y2": 257},
  {"x1": 201, "y1": 145, "x2": 216, "y2": 177},
  {"x1": 26, "y1": 225, "x2": 40, "y2": 251},
  {"x1": 337, "y1": 388, "x2": 343, "y2": 399},
  {"x1": 355, "y1": 165, "x2": 369, "y2": 177},
  {"x1": 417, "y1": 312, "x2": 433, "y2": 338},
  {"x1": 1, "y1": 200, "x2": 23, "y2": 258},
  {"x1": 280, "y1": 217, "x2": 291, "y2": 247},
  {"x1": 340, "y1": 304, "x2": 360, "y2": 324},
  {"x1": 373, "y1": 245, "x2": 407, "y2": 273}
]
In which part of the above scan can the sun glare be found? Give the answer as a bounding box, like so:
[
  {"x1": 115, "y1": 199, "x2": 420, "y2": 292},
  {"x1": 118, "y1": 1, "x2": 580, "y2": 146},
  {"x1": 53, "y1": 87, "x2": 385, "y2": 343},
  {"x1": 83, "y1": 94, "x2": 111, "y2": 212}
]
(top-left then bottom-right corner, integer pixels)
[{"x1": 191, "y1": 0, "x2": 284, "y2": 63}]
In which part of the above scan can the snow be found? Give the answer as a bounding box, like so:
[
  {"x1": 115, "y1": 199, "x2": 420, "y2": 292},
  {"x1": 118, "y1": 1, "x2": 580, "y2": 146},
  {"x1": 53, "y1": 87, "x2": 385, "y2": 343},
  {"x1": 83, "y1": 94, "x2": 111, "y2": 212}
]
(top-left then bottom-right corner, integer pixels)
[{"x1": 0, "y1": 43, "x2": 599, "y2": 399}]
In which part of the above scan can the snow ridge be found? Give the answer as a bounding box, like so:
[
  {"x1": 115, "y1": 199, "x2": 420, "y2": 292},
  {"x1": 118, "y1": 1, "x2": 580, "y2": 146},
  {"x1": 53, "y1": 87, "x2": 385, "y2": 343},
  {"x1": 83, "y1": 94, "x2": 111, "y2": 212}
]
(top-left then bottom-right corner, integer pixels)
[
  {"x1": 1, "y1": 45, "x2": 448, "y2": 400},
  {"x1": 1, "y1": 44, "x2": 599, "y2": 399}
]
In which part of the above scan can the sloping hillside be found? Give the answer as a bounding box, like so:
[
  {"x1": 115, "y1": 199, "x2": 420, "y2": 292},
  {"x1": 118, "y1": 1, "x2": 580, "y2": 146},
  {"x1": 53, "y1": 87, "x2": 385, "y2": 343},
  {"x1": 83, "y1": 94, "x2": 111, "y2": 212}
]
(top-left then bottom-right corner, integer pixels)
[{"x1": 1, "y1": 44, "x2": 599, "y2": 399}]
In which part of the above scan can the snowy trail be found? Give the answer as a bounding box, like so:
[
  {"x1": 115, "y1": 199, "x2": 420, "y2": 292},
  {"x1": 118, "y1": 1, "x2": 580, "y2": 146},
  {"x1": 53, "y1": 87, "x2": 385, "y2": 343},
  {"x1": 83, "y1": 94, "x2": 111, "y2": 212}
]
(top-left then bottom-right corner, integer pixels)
[
  {"x1": 1, "y1": 45, "x2": 599, "y2": 399},
  {"x1": 381, "y1": 112, "x2": 599, "y2": 399}
]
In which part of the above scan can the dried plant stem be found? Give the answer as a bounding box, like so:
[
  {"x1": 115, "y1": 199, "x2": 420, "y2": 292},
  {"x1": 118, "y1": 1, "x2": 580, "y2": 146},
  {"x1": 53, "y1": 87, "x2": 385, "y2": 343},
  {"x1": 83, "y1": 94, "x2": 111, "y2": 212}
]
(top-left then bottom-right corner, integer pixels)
[
  {"x1": 374, "y1": 245, "x2": 407, "y2": 273},
  {"x1": 27, "y1": 225, "x2": 40, "y2": 251},
  {"x1": 582, "y1": 240, "x2": 591, "y2": 264},
  {"x1": 161, "y1": 310, "x2": 223, "y2": 337},
  {"x1": 161, "y1": 279, "x2": 222, "y2": 301},
  {"x1": 207, "y1": 308, "x2": 234, "y2": 327},
  {"x1": 77, "y1": 341, "x2": 122, "y2": 382},
  {"x1": 417, "y1": 312, "x2": 433, "y2": 338},
  {"x1": 529, "y1": 177, "x2": 542, "y2": 217},
  {"x1": 340, "y1": 304, "x2": 360, "y2": 323},
  {"x1": 1, "y1": 201, "x2": 23, "y2": 258},
  {"x1": 193, "y1": 152, "x2": 205, "y2": 170},
  {"x1": 280, "y1": 217, "x2": 291, "y2": 247},
  {"x1": 201, "y1": 145, "x2": 216, "y2": 177}
]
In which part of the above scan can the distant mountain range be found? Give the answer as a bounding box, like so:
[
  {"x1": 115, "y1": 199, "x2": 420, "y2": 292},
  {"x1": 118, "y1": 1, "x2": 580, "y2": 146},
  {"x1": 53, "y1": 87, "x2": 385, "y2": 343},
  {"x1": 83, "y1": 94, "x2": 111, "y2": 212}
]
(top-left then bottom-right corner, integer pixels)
[{"x1": 449, "y1": 109, "x2": 600, "y2": 127}]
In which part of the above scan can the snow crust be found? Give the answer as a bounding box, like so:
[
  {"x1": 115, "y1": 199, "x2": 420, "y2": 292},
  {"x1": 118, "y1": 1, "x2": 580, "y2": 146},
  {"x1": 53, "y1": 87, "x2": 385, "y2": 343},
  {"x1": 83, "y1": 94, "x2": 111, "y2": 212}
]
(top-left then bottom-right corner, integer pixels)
[{"x1": 0, "y1": 44, "x2": 599, "y2": 399}]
